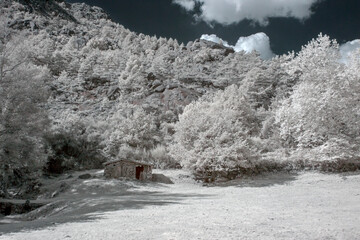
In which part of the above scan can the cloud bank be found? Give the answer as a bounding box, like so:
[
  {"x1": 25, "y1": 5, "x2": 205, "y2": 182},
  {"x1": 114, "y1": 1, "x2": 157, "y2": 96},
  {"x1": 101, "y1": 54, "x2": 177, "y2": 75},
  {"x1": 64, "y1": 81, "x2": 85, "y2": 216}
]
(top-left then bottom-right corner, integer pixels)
[
  {"x1": 339, "y1": 39, "x2": 360, "y2": 64},
  {"x1": 173, "y1": 0, "x2": 195, "y2": 11},
  {"x1": 233, "y1": 33, "x2": 275, "y2": 59},
  {"x1": 174, "y1": 0, "x2": 320, "y2": 26},
  {"x1": 201, "y1": 32, "x2": 275, "y2": 60}
]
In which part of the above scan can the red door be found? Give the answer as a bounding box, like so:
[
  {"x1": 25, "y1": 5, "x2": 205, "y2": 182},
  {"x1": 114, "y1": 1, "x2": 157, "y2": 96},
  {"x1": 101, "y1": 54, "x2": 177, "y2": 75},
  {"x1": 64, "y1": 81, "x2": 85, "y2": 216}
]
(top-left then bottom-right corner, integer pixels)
[{"x1": 136, "y1": 166, "x2": 144, "y2": 180}]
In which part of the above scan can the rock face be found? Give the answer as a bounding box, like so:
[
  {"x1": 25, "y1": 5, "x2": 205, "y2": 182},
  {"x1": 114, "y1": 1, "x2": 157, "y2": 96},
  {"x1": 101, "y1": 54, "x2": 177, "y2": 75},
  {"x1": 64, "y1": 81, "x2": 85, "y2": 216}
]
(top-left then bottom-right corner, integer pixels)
[
  {"x1": 78, "y1": 173, "x2": 92, "y2": 179},
  {"x1": 200, "y1": 39, "x2": 235, "y2": 56},
  {"x1": 151, "y1": 174, "x2": 174, "y2": 184},
  {"x1": 3, "y1": 0, "x2": 262, "y2": 119},
  {"x1": 0, "y1": 200, "x2": 46, "y2": 216},
  {"x1": 15, "y1": 0, "x2": 78, "y2": 22}
]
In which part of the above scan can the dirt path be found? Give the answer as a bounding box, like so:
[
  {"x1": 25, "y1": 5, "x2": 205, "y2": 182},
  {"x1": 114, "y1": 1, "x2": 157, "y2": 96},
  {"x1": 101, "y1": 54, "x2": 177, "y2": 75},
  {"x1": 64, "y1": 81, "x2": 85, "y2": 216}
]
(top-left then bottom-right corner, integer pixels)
[{"x1": 1, "y1": 171, "x2": 360, "y2": 239}]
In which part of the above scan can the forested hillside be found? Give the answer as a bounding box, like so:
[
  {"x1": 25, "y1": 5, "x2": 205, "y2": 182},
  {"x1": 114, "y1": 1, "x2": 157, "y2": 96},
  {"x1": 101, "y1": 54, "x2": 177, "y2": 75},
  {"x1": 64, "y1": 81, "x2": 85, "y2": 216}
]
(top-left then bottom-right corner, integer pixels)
[{"x1": 1, "y1": 0, "x2": 359, "y2": 197}]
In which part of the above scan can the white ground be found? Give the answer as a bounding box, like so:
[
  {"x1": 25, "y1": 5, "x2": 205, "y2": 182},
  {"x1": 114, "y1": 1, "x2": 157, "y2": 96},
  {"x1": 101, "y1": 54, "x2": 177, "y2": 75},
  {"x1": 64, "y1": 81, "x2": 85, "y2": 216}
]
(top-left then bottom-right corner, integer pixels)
[{"x1": 1, "y1": 170, "x2": 360, "y2": 240}]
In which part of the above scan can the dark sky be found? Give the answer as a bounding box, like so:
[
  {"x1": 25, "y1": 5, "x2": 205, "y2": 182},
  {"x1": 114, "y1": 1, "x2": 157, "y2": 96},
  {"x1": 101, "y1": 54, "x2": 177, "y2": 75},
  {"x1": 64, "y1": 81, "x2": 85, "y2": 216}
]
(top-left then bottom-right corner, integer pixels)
[{"x1": 66, "y1": 0, "x2": 360, "y2": 55}]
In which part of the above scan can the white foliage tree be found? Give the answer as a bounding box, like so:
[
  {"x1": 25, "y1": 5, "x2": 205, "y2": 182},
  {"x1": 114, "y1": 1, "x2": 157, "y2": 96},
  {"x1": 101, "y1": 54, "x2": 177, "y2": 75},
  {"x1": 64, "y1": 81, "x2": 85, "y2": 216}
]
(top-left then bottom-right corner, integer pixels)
[
  {"x1": 101, "y1": 104, "x2": 159, "y2": 161},
  {"x1": 0, "y1": 25, "x2": 50, "y2": 196},
  {"x1": 170, "y1": 85, "x2": 260, "y2": 175},
  {"x1": 275, "y1": 34, "x2": 360, "y2": 161}
]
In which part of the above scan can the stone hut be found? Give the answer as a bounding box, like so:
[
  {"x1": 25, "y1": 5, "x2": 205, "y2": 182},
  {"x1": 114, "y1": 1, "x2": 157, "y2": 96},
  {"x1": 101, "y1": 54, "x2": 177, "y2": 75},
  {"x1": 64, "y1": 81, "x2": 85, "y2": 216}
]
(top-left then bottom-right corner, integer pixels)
[{"x1": 104, "y1": 159, "x2": 152, "y2": 180}]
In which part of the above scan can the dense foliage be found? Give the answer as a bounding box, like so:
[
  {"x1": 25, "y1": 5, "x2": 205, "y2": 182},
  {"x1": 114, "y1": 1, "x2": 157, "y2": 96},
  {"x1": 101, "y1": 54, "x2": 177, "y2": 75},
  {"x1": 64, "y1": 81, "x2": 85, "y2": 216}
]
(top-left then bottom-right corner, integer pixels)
[
  {"x1": 170, "y1": 34, "x2": 360, "y2": 178},
  {"x1": 0, "y1": 0, "x2": 359, "y2": 194}
]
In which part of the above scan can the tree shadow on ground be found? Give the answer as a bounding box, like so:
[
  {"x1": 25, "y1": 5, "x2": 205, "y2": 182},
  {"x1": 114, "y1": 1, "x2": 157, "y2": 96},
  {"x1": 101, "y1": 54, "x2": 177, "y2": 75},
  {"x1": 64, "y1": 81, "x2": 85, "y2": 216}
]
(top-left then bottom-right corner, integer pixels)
[
  {"x1": 207, "y1": 172, "x2": 298, "y2": 188},
  {"x1": 0, "y1": 183, "x2": 211, "y2": 235}
]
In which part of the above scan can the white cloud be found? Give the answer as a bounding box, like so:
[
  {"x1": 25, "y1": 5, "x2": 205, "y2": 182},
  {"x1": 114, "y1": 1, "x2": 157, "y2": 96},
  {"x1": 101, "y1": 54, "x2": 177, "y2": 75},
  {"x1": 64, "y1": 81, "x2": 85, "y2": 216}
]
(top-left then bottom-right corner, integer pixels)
[
  {"x1": 201, "y1": 32, "x2": 275, "y2": 60},
  {"x1": 173, "y1": 0, "x2": 195, "y2": 11},
  {"x1": 339, "y1": 39, "x2": 360, "y2": 64},
  {"x1": 234, "y1": 32, "x2": 275, "y2": 59},
  {"x1": 174, "y1": 0, "x2": 320, "y2": 26}
]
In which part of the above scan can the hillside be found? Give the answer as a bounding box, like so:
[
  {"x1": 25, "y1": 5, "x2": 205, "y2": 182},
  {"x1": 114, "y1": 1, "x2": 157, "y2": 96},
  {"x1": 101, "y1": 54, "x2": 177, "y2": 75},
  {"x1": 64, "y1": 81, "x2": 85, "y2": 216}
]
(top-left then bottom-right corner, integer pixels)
[{"x1": 0, "y1": 0, "x2": 359, "y2": 199}]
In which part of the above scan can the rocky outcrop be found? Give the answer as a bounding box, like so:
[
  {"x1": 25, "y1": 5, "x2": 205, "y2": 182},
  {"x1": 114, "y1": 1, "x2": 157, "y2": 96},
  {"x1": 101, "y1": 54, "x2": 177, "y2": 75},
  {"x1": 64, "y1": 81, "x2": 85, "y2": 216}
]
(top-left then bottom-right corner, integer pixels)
[
  {"x1": 0, "y1": 199, "x2": 46, "y2": 216},
  {"x1": 200, "y1": 39, "x2": 235, "y2": 56},
  {"x1": 152, "y1": 174, "x2": 174, "y2": 184},
  {"x1": 15, "y1": 0, "x2": 78, "y2": 22}
]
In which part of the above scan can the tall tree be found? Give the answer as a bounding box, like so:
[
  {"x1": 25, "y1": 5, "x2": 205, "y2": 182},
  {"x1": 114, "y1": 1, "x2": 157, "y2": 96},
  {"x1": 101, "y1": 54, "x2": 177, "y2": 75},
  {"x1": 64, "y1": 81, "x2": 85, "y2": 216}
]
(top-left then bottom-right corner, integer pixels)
[
  {"x1": 275, "y1": 34, "x2": 360, "y2": 160},
  {"x1": 0, "y1": 20, "x2": 50, "y2": 197}
]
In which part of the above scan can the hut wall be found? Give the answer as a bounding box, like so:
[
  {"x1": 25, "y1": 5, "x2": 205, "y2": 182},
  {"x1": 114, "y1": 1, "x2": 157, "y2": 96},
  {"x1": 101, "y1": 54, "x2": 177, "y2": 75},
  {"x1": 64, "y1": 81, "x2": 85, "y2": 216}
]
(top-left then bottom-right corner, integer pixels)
[
  {"x1": 104, "y1": 162, "x2": 120, "y2": 179},
  {"x1": 104, "y1": 161, "x2": 136, "y2": 179},
  {"x1": 142, "y1": 165, "x2": 152, "y2": 180},
  {"x1": 121, "y1": 162, "x2": 136, "y2": 178},
  {"x1": 104, "y1": 161, "x2": 152, "y2": 180}
]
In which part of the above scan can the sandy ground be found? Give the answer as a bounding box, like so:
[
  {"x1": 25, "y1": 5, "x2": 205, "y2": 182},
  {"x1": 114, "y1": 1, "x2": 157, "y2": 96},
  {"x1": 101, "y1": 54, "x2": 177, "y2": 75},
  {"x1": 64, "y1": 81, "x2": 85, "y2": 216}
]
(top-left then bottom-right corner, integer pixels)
[{"x1": 1, "y1": 170, "x2": 360, "y2": 240}]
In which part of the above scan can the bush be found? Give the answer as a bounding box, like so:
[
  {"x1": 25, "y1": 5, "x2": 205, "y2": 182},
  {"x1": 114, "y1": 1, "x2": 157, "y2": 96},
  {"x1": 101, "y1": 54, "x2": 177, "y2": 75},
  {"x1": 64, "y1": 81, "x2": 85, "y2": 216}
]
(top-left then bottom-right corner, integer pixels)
[
  {"x1": 44, "y1": 130, "x2": 106, "y2": 174},
  {"x1": 149, "y1": 145, "x2": 179, "y2": 169}
]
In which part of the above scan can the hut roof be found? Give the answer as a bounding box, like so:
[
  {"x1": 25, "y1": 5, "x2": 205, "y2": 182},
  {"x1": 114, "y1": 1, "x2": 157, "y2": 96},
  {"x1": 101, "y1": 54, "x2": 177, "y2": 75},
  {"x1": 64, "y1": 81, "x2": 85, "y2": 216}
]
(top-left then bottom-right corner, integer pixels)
[{"x1": 104, "y1": 159, "x2": 153, "y2": 167}]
